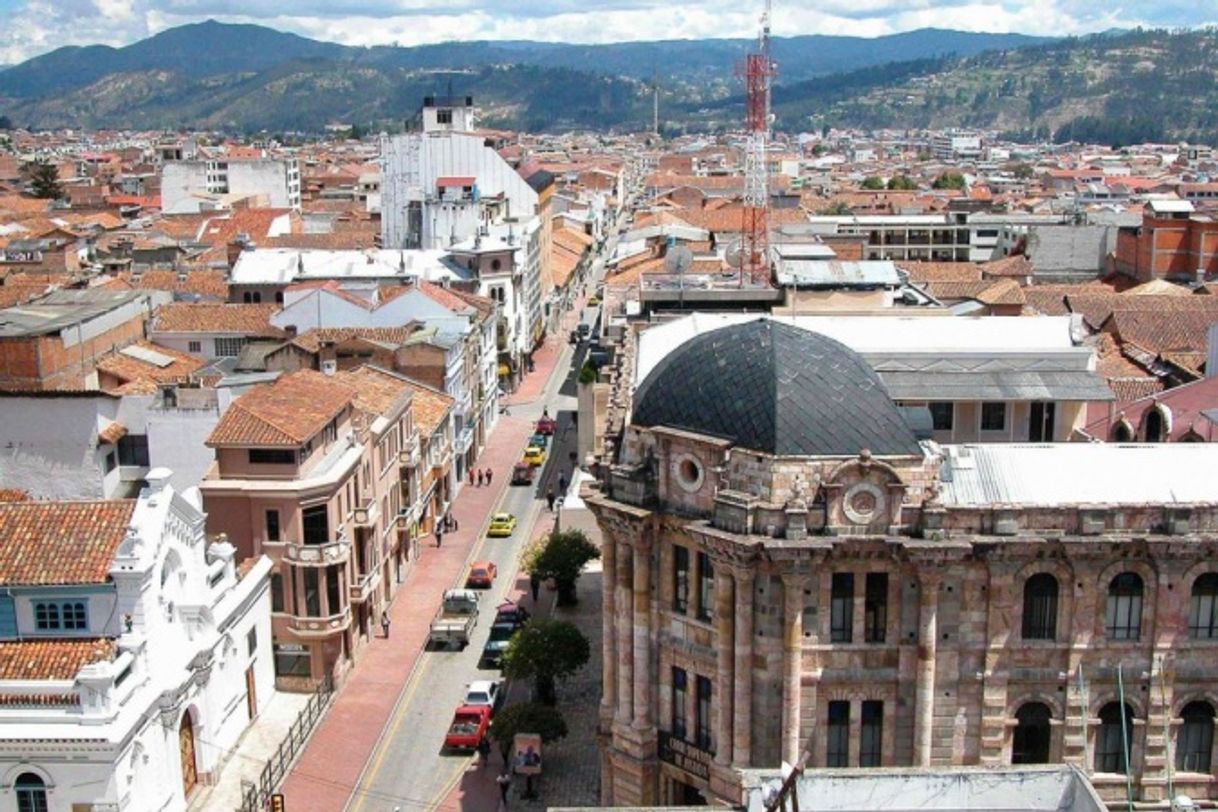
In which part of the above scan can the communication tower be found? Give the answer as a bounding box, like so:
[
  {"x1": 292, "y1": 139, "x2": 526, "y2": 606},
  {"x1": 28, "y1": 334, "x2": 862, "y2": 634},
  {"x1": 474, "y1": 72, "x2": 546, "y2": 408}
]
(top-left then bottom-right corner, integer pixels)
[{"x1": 739, "y1": 0, "x2": 775, "y2": 286}]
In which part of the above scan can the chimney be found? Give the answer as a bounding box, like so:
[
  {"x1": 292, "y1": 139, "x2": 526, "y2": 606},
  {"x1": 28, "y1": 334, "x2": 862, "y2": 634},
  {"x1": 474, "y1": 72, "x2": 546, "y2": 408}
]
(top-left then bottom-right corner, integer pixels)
[{"x1": 284, "y1": 324, "x2": 298, "y2": 338}]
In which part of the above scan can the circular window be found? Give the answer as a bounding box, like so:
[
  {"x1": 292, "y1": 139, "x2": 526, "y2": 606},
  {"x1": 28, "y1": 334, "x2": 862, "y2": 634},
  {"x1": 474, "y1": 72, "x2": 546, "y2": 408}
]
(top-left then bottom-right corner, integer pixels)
[
  {"x1": 674, "y1": 454, "x2": 704, "y2": 493},
  {"x1": 842, "y1": 481, "x2": 886, "y2": 525}
]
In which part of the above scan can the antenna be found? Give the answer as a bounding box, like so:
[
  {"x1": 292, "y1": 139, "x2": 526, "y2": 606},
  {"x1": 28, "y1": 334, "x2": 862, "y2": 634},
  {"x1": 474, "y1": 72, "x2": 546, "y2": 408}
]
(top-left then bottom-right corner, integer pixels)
[
  {"x1": 737, "y1": 0, "x2": 776, "y2": 288},
  {"x1": 652, "y1": 67, "x2": 660, "y2": 137},
  {"x1": 665, "y1": 245, "x2": 694, "y2": 309}
]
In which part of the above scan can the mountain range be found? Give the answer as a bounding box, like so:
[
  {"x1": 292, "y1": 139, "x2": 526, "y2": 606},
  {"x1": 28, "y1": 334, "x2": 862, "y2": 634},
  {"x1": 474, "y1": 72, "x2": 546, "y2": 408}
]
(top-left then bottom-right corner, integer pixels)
[{"x1": 0, "y1": 21, "x2": 1050, "y2": 132}]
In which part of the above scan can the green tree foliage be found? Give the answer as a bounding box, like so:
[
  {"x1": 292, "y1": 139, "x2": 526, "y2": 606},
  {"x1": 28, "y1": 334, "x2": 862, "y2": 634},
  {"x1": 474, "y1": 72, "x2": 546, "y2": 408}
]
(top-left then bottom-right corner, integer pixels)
[
  {"x1": 1009, "y1": 163, "x2": 1036, "y2": 179},
  {"x1": 502, "y1": 618, "x2": 591, "y2": 705},
  {"x1": 932, "y1": 171, "x2": 967, "y2": 190},
  {"x1": 887, "y1": 175, "x2": 918, "y2": 190},
  {"x1": 817, "y1": 201, "x2": 852, "y2": 216},
  {"x1": 524, "y1": 529, "x2": 599, "y2": 606},
  {"x1": 860, "y1": 176, "x2": 886, "y2": 190},
  {"x1": 490, "y1": 702, "x2": 568, "y2": 759},
  {"x1": 24, "y1": 161, "x2": 62, "y2": 199},
  {"x1": 347, "y1": 122, "x2": 364, "y2": 140}
]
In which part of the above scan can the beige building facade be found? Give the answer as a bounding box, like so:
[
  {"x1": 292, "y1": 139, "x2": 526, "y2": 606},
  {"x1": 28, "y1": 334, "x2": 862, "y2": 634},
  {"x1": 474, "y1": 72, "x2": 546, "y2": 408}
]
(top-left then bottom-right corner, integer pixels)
[{"x1": 588, "y1": 318, "x2": 1218, "y2": 809}]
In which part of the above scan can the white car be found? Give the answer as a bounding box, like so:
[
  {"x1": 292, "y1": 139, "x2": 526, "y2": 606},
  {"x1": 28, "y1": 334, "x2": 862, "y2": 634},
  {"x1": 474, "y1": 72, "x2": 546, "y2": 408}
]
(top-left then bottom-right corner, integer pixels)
[{"x1": 464, "y1": 680, "x2": 503, "y2": 714}]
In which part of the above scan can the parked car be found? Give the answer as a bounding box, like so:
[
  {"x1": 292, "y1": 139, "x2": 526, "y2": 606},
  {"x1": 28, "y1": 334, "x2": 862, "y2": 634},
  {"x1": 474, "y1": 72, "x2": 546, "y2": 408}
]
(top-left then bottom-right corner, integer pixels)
[
  {"x1": 522, "y1": 445, "x2": 545, "y2": 466},
  {"x1": 535, "y1": 415, "x2": 557, "y2": 435},
  {"x1": 463, "y1": 680, "x2": 503, "y2": 714},
  {"x1": 480, "y1": 622, "x2": 517, "y2": 669},
  {"x1": 494, "y1": 600, "x2": 531, "y2": 630},
  {"x1": 427, "y1": 589, "x2": 480, "y2": 649},
  {"x1": 529, "y1": 432, "x2": 549, "y2": 449},
  {"x1": 466, "y1": 560, "x2": 498, "y2": 588},
  {"x1": 510, "y1": 463, "x2": 534, "y2": 486},
  {"x1": 487, "y1": 512, "x2": 518, "y2": 536},
  {"x1": 443, "y1": 704, "x2": 492, "y2": 751}
]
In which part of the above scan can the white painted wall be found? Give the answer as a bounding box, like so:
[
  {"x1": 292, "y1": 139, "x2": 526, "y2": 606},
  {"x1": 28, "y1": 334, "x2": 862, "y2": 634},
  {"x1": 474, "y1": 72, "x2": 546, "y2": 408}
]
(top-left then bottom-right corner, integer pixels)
[{"x1": 0, "y1": 396, "x2": 114, "y2": 498}]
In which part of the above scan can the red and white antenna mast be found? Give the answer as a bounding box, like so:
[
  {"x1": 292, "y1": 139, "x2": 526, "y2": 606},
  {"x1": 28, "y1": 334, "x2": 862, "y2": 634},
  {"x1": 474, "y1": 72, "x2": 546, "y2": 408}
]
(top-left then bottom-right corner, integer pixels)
[{"x1": 739, "y1": 0, "x2": 774, "y2": 286}]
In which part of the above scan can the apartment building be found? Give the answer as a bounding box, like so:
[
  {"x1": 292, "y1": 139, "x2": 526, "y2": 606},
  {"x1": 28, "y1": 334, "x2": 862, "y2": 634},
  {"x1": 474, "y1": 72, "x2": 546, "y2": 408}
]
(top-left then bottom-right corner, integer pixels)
[
  {"x1": 1114, "y1": 199, "x2": 1218, "y2": 282},
  {"x1": 162, "y1": 157, "x2": 302, "y2": 214},
  {"x1": 199, "y1": 367, "x2": 433, "y2": 690}
]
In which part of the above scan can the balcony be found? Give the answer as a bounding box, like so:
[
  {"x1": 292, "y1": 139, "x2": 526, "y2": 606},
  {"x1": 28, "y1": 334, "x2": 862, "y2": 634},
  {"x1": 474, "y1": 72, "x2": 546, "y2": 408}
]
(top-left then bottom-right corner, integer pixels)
[
  {"x1": 352, "y1": 499, "x2": 378, "y2": 528},
  {"x1": 398, "y1": 446, "x2": 421, "y2": 468},
  {"x1": 286, "y1": 612, "x2": 350, "y2": 638},
  {"x1": 283, "y1": 538, "x2": 350, "y2": 566},
  {"x1": 349, "y1": 567, "x2": 380, "y2": 604}
]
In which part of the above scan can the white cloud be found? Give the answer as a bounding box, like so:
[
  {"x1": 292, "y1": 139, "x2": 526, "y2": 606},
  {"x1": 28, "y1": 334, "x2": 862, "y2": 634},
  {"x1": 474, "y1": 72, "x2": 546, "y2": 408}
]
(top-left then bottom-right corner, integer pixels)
[{"x1": 2, "y1": 0, "x2": 1217, "y2": 64}]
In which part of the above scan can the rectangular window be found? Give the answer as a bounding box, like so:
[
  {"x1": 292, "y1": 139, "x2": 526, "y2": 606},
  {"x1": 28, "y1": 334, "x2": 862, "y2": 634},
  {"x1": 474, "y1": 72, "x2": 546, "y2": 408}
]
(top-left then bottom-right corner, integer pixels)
[
  {"x1": 34, "y1": 602, "x2": 60, "y2": 630},
  {"x1": 673, "y1": 546, "x2": 690, "y2": 615},
  {"x1": 695, "y1": 675, "x2": 712, "y2": 750},
  {"x1": 246, "y1": 627, "x2": 257, "y2": 656},
  {"x1": 188, "y1": 340, "x2": 202, "y2": 353},
  {"x1": 117, "y1": 434, "x2": 150, "y2": 467},
  {"x1": 864, "y1": 573, "x2": 888, "y2": 644},
  {"x1": 248, "y1": 448, "x2": 296, "y2": 465},
  {"x1": 273, "y1": 643, "x2": 311, "y2": 678},
  {"x1": 672, "y1": 667, "x2": 688, "y2": 740},
  {"x1": 326, "y1": 565, "x2": 342, "y2": 616},
  {"x1": 928, "y1": 402, "x2": 954, "y2": 431},
  {"x1": 827, "y1": 701, "x2": 850, "y2": 767},
  {"x1": 302, "y1": 569, "x2": 321, "y2": 617},
  {"x1": 436, "y1": 109, "x2": 453, "y2": 125},
  {"x1": 980, "y1": 402, "x2": 1007, "y2": 432},
  {"x1": 214, "y1": 337, "x2": 246, "y2": 357},
  {"x1": 831, "y1": 573, "x2": 854, "y2": 643},
  {"x1": 63, "y1": 601, "x2": 87, "y2": 630},
  {"x1": 265, "y1": 509, "x2": 281, "y2": 542},
  {"x1": 860, "y1": 701, "x2": 883, "y2": 767},
  {"x1": 302, "y1": 505, "x2": 329, "y2": 546},
  {"x1": 697, "y1": 553, "x2": 714, "y2": 622},
  {"x1": 271, "y1": 572, "x2": 284, "y2": 613}
]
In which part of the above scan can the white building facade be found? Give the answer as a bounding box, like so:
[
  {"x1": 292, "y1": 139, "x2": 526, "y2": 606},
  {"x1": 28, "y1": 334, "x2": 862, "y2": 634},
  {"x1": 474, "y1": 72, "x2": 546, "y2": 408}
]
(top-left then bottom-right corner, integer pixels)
[{"x1": 162, "y1": 159, "x2": 302, "y2": 214}]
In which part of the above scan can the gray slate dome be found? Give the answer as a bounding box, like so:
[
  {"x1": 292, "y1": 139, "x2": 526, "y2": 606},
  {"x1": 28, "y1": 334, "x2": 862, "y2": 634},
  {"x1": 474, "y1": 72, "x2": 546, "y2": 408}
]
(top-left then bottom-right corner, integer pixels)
[{"x1": 632, "y1": 319, "x2": 922, "y2": 456}]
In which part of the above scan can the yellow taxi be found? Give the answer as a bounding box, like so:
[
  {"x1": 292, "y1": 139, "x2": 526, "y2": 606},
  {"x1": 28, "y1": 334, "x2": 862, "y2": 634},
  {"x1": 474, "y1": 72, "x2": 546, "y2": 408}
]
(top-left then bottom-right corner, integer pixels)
[
  {"x1": 487, "y1": 512, "x2": 518, "y2": 537},
  {"x1": 522, "y1": 445, "x2": 545, "y2": 466}
]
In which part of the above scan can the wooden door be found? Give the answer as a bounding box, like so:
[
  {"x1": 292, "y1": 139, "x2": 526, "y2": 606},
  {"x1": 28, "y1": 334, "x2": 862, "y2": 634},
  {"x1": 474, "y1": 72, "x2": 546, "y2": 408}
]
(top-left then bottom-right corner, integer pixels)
[
  {"x1": 245, "y1": 665, "x2": 258, "y2": 721},
  {"x1": 179, "y1": 712, "x2": 198, "y2": 798}
]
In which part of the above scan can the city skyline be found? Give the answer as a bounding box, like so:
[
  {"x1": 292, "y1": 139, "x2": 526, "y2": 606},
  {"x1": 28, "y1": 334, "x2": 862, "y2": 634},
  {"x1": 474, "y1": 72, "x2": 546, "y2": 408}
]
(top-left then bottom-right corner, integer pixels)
[{"x1": 2, "y1": 0, "x2": 1217, "y2": 66}]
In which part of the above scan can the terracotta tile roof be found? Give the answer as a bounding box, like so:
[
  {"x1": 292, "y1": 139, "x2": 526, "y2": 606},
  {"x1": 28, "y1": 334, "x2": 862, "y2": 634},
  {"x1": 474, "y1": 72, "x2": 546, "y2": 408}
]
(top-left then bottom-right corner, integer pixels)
[
  {"x1": 449, "y1": 288, "x2": 495, "y2": 317},
  {"x1": 96, "y1": 340, "x2": 207, "y2": 390},
  {"x1": 1124, "y1": 279, "x2": 1192, "y2": 296},
  {"x1": 1093, "y1": 333, "x2": 1153, "y2": 380},
  {"x1": 290, "y1": 326, "x2": 416, "y2": 354},
  {"x1": 1104, "y1": 303, "x2": 1218, "y2": 354},
  {"x1": 0, "y1": 501, "x2": 135, "y2": 586},
  {"x1": 197, "y1": 209, "x2": 297, "y2": 246},
  {"x1": 264, "y1": 231, "x2": 379, "y2": 250},
  {"x1": 552, "y1": 227, "x2": 593, "y2": 253},
  {"x1": 551, "y1": 246, "x2": 580, "y2": 290},
  {"x1": 676, "y1": 205, "x2": 807, "y2": 233},
  {"x1": 417, "y1": 280, "x2": 473, "y2": 313},
  {"x1": 980, "y1": 255, "x2": 1034, "y2": 278},
  {"x1": 97, "y1": 422, "x2": 128, "y2": 445},
  {"x1": 975, "y1": 278, "x2": 1027, "y2": 306},
  {"x1": 335, "y1": 366, "x2": 412, "y2": 419},
  {"x1": 402, "y1": 380, "x2": 454, "y2": 437},
  {"x1": 896, "y1": 261, "x2": 982, "y2": 283},
  {"x1": 120, "y1": 269, "x2": 230, "y2": 300},
  {"x1": 0, "y1": 489, "x2": 29, "y2": 502},
  {"x1": 0, "y1": 639, "x2": 116, "y2": 682},
  {"x1": 1107, "y1": 377, "x2": 1166, "y2": 402},
  {"x1": 208, "y1": 369, "x2": 355, "y2": 447},
  {"x1": 1021, "y1": 289, "x2": 1071, "y2": 317},
  {"x1": 153, "y1": 303, "x2": 285, "y2": 336}
]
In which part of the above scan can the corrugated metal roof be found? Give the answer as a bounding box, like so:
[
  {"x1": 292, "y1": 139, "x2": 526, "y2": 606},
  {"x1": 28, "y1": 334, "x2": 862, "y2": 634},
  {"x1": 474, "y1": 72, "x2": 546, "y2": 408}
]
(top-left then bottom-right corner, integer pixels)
[
  {"x1": 938, "y1": 443, "x2": 1218, "y2": 506},
  {"x1": 776, "y1": 260, "x2": 900, "y2": 287},
  {"x1": 881, "y1": 370, "x2": 1114, "y2": 402}
]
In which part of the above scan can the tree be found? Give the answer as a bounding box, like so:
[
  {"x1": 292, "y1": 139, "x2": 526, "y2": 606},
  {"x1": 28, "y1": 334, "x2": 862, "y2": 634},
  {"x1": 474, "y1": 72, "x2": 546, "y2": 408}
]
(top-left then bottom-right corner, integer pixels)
[
  {"x1": 1009, "y1": 163, "x2": 1035, "y2": 180},
  {"x1": 817, "y1": 201, "x2": 852, "y2": 216},
  {"x1": 24, "y1": 161, "x2": 62, "y2": 200},
  {"x1": 490, "y1": 702, "x2": 568, "y2": 761},
  {"x1": 524, "y1": 529, "x2": 599, "y2": 606},
  {"x1": 502, "y1": 618, "x2": 590, "y2": 704},
  {"x1": 887, "y1": 175, "x2": 918, "y2": 190},
  {"x1": 860, "y1": 176, "x2": 886, "y2": 190},
  {"x1": 932, "y1": 171, "x2": 967, "y2": 190},
  {"x1": 348, "y1": 122, "x2": 364, "y2": 141}
]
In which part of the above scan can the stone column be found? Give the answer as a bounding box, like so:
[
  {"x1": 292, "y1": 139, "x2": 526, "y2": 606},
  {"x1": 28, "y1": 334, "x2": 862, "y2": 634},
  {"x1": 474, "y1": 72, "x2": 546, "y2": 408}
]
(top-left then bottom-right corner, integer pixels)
[
  {"x1": 601, "y1": 537, "x2": 617, "y2": 720},
  {"x1": 615, "y1": 541, "x2": 634, "y2": 725},
  {"x1": 714, "y1": 569, "x2": 735, "y2": 766},
  {"x1": 632, "y1": 538, "x2": 653, "y2": 729},
  {"x1": 782, "y1": 574, "x2": 806, "y2": 765},
  {"x1": 732, "y1": 569, "x2": 755, "y2": 768},
  {"x1": 914, "y1": 573, "x2": 940, "y2": 766}
]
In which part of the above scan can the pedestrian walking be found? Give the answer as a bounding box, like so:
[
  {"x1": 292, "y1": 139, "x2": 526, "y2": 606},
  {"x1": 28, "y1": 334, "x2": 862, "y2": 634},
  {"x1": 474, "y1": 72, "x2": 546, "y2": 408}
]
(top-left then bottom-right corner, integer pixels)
[
  {"x1": 558, "y1": 472, "x2": 568, "y2": 495},
  {"x1": 434, "y1": 526, "x2": 443, "y2": 548},
  {"x1": 380, "y1": 609, "x2": 391, "y2": 639},
  {"x1": 477, "y1": 736, "x2": 491, "y2": 768},
  {"x1": 485, "y1": 467, "x2": 493, "y2": 486},
  {"x1": 477, "y1": 469, "x2": 484, "y2": 487},
  {"x1": 497, "y1": 772, "x2": 512, "y2": 808},
  {"x1": 530, "y1": 571, "x2": 540, "y2": 603},
  {"x1": 546, "y1": 488, "x2": 556, "y2": 512},
  {"x1": 452, "y1": 515, "x2": 459, "y2": 531},
  {"x1": 468, "y1": 469, "x2": 475, "y2": 486}
]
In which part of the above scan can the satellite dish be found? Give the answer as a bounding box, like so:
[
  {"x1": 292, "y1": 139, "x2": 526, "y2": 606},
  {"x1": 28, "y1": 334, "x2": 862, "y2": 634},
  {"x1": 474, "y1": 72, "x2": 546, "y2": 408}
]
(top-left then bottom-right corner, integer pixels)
[
  {"x1": 665, "y1": 246, "x2": 693, "y2": 275},
  {"x1": 724, "y1": 239, "x2": 744, "y2": 268}
]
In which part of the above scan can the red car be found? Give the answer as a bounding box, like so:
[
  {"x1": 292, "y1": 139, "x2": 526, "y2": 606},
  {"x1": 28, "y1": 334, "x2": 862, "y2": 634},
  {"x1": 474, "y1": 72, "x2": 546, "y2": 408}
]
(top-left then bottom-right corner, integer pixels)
[
  {"x1": 536, "y1": 415, "x2": 556, "y2": 435},
  {"x1": 466, "y1": 560, "x2": 498, "y2": 589},
  {"x1": 444, "y1": 704, "x2": 491, "y2": 751}
]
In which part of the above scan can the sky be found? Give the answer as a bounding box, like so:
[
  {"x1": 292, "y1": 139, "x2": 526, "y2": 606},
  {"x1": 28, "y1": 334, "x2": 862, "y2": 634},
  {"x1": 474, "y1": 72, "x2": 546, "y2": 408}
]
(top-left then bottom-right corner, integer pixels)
[{"x1": 1, "y1": 0, "x2": 1216, "y2": 65}]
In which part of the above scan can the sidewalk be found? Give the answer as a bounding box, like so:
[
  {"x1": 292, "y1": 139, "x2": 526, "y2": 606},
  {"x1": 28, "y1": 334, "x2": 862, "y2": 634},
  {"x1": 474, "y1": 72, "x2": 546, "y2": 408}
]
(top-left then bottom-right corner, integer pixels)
[{"x1": 189, "y1": 691, "x2": 310, "y2": 811}]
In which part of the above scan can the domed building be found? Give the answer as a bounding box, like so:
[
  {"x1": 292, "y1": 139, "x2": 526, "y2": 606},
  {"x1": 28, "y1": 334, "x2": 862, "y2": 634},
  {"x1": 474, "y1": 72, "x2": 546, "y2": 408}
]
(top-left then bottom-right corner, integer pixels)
[{"x1": 586, "y1": 315, "x2": 1218, "y2": 809}]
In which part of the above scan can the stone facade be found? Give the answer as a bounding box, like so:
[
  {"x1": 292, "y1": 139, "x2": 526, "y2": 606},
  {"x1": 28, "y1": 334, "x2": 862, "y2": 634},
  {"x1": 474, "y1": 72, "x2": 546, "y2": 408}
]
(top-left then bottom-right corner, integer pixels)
[{"x1": 588, "y1": 425, "x2": 1218, "y2": 809}]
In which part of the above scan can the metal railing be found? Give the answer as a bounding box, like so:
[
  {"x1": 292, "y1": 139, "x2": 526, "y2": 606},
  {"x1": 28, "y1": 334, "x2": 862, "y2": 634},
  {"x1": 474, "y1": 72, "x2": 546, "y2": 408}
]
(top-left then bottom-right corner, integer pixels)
[{"x1": 239, "y1": 674, "x2": 334, "y2": 812}]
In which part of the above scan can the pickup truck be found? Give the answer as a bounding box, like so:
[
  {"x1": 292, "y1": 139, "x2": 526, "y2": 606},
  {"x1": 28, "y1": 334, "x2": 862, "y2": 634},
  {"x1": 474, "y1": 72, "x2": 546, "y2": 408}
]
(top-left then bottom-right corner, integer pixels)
[
  {"x1": 443, "y1": 704, "x2": 492, "y2": 751},
  {"x1": 427, "y1": 589, "x2": 480, "y2": 649}
]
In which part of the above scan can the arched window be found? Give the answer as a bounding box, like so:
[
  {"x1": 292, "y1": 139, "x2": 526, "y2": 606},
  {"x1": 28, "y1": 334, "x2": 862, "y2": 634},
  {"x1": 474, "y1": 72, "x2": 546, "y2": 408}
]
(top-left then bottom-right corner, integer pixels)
[
  {"x1": 1105, "y1": 572, "x2": 1144, "y2": 641},
  {"x1": 1190, "y1": 573, "x2": 1218, "y2": 640},
  {"x1": 1111, "y1": 422, "x2": 1133, "y2": 442},
  {"x1": 15, "y1": 772, "x2": 48, "y2": 812},
  {"x1": 1144, "y1": 408, "x2": 1165, "y2": 442},
  {"x1": 1096, "y1": 702, "x2": 1135, "y2": 774},
  {"x1": 1177, "y1": 701, "x2": 1215, "y2": 773},
  {"x1": 1022, "y1": 573, "x2": 1059, "y2": 640},
  {"x1": 1012, "y1": 702, "x2": 1052, "y2": 764}
]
